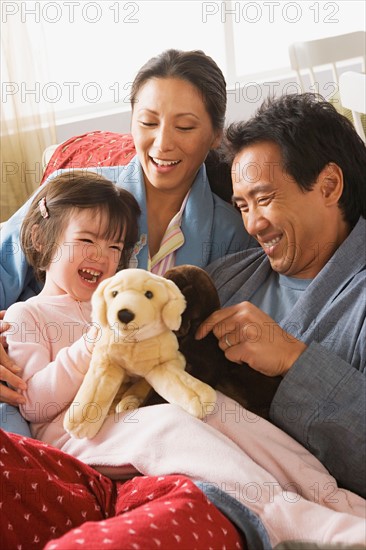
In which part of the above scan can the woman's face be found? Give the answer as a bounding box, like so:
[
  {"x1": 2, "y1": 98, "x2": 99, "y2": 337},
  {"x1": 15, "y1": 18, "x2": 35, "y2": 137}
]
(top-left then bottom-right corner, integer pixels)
[{"x1": 131, "y1": 77, "x2": 222, "y2": 195}]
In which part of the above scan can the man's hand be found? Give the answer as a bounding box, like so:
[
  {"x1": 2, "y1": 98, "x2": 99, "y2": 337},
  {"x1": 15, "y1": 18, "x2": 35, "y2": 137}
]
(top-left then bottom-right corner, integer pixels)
[
  {"x1": 0, "y1": 310, "x2": 26, "y2": 405},
  {"x1": 196, "y1": 301, "x2": 307, "y2": 377}
]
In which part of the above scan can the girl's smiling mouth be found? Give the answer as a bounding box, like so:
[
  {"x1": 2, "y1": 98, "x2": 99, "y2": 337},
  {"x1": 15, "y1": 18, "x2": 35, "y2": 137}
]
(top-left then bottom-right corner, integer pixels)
[{"x1": 78, "y1": 268, "x2": 102, "y2": 285}]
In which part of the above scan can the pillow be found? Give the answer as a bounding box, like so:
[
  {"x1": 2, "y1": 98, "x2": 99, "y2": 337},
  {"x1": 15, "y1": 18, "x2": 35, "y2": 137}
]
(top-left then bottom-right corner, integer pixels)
[{"x1": 41, "y1": 131, "x2": 136, "y2": 184}]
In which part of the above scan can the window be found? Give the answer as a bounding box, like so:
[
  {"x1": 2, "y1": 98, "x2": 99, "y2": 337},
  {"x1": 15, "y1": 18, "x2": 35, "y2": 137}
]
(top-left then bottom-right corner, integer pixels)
[{"x1": 1, "y1": 0, "x2": 365, "y2": 119}]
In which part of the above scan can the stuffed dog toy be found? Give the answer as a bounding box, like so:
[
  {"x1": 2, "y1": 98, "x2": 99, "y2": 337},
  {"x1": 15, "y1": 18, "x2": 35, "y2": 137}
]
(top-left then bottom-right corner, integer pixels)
[
  {"x1": 64, "y1": 269, "x2": 216, "y2": 439},
  {"x1": 145, "y1": 265, "x2": 282, "y2": 419}
]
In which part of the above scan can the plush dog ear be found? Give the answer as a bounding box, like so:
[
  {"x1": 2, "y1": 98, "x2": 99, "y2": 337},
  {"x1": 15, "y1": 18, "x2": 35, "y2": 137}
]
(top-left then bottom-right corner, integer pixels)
[
  {"x1": 91, "y1": 276, "x2": 114, "y2": 327},
  {"x1": 161, "y1": 279, "x2": 187, "y2": 331}
]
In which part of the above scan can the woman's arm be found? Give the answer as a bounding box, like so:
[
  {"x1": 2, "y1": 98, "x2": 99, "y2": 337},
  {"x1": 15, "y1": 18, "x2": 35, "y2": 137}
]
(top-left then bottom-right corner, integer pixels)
[{"x1": 0, "y1": 199, "x2": 43, "y2": 309}]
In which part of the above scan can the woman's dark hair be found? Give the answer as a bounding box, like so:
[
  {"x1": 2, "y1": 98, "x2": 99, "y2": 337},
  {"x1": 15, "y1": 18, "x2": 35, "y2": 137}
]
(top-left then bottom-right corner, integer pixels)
[
  {"x1": 225, "y1": 93, "x2": 366, "y2": 226},
  {"x1": 21, "y1": 170, "x2": 141, "y2": 281},
  {"x1": 204, "y1": 148, "x2": 233, "y2": 204},
  {"x1": 131, "y1": 48, "x2": 227, "y2": 132}
]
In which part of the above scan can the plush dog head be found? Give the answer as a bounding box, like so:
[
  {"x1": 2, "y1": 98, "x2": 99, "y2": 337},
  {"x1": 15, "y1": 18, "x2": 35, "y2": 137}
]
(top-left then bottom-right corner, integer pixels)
[
  {"x1": 164, "y1": 265, "x2": 220, "y2": 339},
  {"x1": 91, "y1": 268, "x2": 186, "y2": 340}
]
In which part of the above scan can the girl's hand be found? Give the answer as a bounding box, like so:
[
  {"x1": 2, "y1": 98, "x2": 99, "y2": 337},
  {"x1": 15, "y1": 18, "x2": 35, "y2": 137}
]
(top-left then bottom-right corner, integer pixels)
[
  {"x1": 0, "y1": 310, "x2": 27, "y2": 405},
  {"x1": 196, "y1": 302, "x2": 307, "y2": 377}
]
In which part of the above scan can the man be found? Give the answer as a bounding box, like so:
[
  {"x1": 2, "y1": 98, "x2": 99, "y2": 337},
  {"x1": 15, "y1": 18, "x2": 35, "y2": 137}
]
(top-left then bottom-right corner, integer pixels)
[{"x1": 197, "y1": 93, "x2": 366, "y2": 498}]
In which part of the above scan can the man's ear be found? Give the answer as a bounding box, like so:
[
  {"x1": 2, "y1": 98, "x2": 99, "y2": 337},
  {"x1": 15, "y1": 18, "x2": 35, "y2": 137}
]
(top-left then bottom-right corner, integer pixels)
[
  {"x1": 31, "y1": 224, "x2": 42, "y2": 251},
  {"x1": 318, "y1": 162, "x2": 344, "y2": 206}
]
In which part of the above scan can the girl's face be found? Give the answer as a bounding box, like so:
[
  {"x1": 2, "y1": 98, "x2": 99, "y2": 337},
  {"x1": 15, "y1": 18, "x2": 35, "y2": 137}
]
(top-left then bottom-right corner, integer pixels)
[
  {"x1": 131, "y1": 77, "x2": 222, "y2": 196},
  {"x1": 41, "y1": 208, "x2": 124, "y2": 301}
]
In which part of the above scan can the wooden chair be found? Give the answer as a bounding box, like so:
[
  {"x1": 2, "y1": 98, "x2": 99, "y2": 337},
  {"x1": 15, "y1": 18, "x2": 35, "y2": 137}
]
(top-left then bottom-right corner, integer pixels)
[
  {"x1": 339, "y1": 71, "x2": 366, "y2": 142},
  {"x1": 288, "y1": 31, "x2": 366, "y2": 91}
]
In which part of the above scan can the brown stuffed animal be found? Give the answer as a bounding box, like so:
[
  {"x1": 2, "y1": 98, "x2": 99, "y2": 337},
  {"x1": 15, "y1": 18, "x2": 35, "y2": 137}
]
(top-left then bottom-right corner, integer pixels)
[{"x1": 145, "y1": 265, "x2": 281, "y2": 419}]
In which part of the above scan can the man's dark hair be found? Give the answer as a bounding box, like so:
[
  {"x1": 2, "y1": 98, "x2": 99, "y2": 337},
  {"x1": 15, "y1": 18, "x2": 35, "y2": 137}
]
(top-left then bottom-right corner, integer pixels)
[{"x1": 225, "y1": 93, "x2": 366, "y2": 227}]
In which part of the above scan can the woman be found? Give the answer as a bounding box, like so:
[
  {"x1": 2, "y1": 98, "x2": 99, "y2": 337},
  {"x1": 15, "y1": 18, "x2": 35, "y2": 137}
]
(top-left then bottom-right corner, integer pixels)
[
  {"x1": 1, "y1": 48, "x2": 251, "y2": 308},
  {"x1": 0, "y1": 48, "x2": 252, "y2": 429}
]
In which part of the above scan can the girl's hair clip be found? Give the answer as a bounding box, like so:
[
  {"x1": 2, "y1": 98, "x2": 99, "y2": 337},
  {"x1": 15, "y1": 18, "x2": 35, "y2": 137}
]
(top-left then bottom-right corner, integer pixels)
[{"x1": 38, "y1": 197, "x2": 49, "y2": 219}]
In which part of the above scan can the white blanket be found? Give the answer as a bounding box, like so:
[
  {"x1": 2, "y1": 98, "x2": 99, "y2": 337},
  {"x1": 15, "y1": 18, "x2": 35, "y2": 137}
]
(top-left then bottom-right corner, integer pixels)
[{"x1": 47, "y1": 392, "x2": 366, "y2": 547}]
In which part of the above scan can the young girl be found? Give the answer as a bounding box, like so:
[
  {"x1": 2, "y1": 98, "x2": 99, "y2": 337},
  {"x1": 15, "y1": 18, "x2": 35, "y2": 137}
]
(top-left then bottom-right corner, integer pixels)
[
  {"x1": 2, "y1": 170, "x2": 244, "y2": 550},
  {"x1": 4, "y1": 170, "x2": 140, "y2": 444}
]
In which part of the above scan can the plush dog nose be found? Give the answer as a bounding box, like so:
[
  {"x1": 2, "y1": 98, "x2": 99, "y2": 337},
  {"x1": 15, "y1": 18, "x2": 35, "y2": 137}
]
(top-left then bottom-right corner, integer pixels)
[{"x1": 118, "y1": 309, "x2": 135, "y2": 324}]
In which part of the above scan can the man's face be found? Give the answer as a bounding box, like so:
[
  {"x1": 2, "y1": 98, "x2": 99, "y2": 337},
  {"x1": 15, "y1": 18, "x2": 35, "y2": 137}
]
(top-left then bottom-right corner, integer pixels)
[{"x1": 232, "y1": 141, "x2": 335, "y2": 279}]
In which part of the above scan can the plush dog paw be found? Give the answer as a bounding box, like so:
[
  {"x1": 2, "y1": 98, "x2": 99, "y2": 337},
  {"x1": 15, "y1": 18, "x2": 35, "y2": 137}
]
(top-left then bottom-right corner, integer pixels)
[
  {"x1": 64, "y1": 420, "x2": 102, "y2": 440},
  {"x1": 187, "y1": 385, "x2": 217, "y2": 419},
  {"x1": 115, "y1": 395, "x2": 142, "y2": 413},
  {"x1": 63, "y1": 404, "x2": 105, "y2": 439}
]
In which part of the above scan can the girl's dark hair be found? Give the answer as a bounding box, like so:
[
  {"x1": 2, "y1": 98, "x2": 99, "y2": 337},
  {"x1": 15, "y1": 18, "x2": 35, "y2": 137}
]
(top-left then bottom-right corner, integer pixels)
[
  {"x1": 21, "y1": 170, "x2": 141, "y2": 281},
  {"x1": 225, "y1": 93, "x2": 366, "y2": 226},
  {"x1": 131, "y1": 48, "x2": 227, "y2": 132}
]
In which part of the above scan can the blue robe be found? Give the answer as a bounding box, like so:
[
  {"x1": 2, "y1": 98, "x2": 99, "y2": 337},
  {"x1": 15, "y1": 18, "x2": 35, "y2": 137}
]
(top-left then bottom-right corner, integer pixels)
[{"x1": 207, "y1": 217, "x2": 366, "y2": 498}]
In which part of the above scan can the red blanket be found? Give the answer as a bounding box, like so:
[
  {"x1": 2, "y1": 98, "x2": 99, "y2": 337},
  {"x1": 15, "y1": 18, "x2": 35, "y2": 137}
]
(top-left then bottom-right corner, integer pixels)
[{"x1": 0, "y1": 429, "x2": 243, "y2": 549}]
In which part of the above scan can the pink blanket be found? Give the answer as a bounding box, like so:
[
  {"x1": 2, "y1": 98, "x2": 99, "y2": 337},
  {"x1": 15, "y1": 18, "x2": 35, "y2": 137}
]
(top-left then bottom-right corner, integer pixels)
[{"x1": 46, "y1": 392, "x2": 365, "y2": 547}]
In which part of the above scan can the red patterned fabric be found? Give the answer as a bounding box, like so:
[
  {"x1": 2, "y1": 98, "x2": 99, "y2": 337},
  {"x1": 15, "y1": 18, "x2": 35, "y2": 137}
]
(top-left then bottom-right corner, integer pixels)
[
  {"x1": 0, "y1": 430, "x2": 244, "y2": 550},
  {"x1": 41, "y1": 131, "x2": 136, "y2": 185},
  {"x1": 46, "y1": 476, "x2": 244, "y2": 550}
]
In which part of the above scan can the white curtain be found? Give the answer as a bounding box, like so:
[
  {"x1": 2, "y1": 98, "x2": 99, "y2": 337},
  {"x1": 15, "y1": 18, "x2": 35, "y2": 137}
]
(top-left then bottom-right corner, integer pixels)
[{"x1": 1, "y1": 16, "x2": 57, "y2": 222}]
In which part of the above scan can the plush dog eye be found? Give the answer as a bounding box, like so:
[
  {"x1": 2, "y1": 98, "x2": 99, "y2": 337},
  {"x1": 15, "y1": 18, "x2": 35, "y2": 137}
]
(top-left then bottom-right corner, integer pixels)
[
  {"x1": 111, "y1": 290, "x2": 118, "y2": 297},
  {"x1": 145, "y1": 290, "x2": 153, "y2": 299}
]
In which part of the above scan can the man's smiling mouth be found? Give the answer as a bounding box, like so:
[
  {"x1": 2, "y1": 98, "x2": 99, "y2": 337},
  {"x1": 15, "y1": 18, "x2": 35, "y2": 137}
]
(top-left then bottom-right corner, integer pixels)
[{"x1": 262, "y1": 236, "x2": 281, "y2": 247}]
